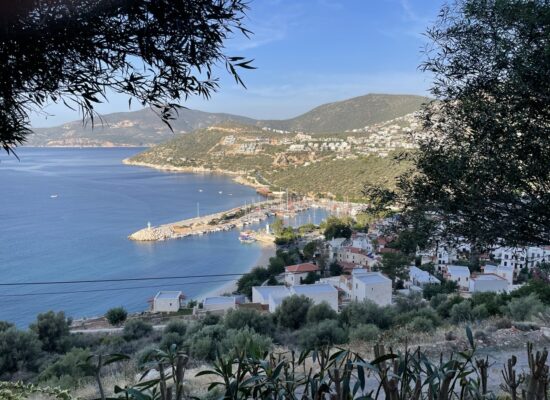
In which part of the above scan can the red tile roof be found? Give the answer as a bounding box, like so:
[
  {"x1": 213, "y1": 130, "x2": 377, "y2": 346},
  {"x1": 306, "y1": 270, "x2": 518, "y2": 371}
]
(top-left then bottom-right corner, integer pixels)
[
  {"x1": 379, "y1": 247, "x2": 398, "y2": 254},
  {"x1": 285, "y1": 263, "x2": 319, "y2": 273}
]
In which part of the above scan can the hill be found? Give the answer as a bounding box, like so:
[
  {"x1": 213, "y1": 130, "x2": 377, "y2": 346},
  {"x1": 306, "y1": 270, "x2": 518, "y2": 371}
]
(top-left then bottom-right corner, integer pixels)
[
  {"x1": 28, "y1": 94, "x2": 427, "y2": 147},
  {"x1": 260, "y1": 93, "x2": 428, "y2": 133},
  {"x1": 127, "y1": 119, "x2": 417, "y2": 200},
  {"x1": 28, "y1": 108, "x2": 256, "y2": 147}
]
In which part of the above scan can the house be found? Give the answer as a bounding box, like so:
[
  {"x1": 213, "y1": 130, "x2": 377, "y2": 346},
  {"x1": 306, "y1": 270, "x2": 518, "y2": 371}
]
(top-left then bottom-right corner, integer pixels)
[
  {"x1": 252, "y1": 285, "x2": 290, "y2": 306},
  {"x1": 491, "y1": 246, "x2": 550, "y2": 271},
  {"x1": 337, "y1": 247, "x2": 370, "y2": 267},
  {"x1": 152, "y1": 291, "x2": 184, "y2": 313},
  {"x1": 444, "y1": 265, "x2": 471, "y2": 291},
  {"x1": 327, "y1": 237, "x2": 348, "y2": 261},
  {"x1": 202, "y1": 296, "x2": 238, "y2": 313},
  {"x1": 482, "y1": 264, "x2": 514, "y2": 285},
  {"x1": 284, "y1": 263, "x2": 319, "y2": 286},
  {"x1": 469, "y1": 274, "x2": 509, "y2": 294},
  {"x1": 351, "y1": 270, "x2": 392, "y2": 306},
  {"x1": 409, "y1": 266, "x2": 440, "y2": 287},
  {"x1": 290, "y1": 284, "x2": 339, "y2": 311},
  {"x1": 350, "y1": 233, "x2": 373, "y2": 252}
]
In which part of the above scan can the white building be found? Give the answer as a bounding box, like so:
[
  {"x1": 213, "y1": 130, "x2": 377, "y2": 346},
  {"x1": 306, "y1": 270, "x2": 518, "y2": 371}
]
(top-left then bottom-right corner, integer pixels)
[
  {"x1": 252, "y1": 286, "x2": 290, "y2": 306},
  {"x1": 482, "y1": 264, "x2": 514, "y2": 285},
  {"x1": 409, "y1": 266, "x2": 440, "y2": 287},
  {"x1": 336, "y1": 247, "x2": 370, "y2": 267},
  {"x1": 284, "y1": 263, "x2": 319, "y2": 286},
  {"x1": 469, "y1": 274, "x2": 509, "y2": 294},
  {"x1": 351, "y1": 270, "x2": 392, "y2": 306},
  {"x1": 444, "y1": 265, "x2": 471, "y2": 291},
  {"x1": 203, "y1": 296, "x2": 238, "y2": 313},
  {"x1": 351, "y1": 233, "x2": 373, "y2": 253},
  {"x1": 327, "y1": 237, "x2": 348, "y2": 261},
  {"x1": 152, "y1": 291, "x2": 183, "y2": 313},
  {"x1": 290, "y1": 284, "x2": 339, "y2": 311},
  {"x1": 491, "y1": 246, "x2": 550, "y2": 271}
]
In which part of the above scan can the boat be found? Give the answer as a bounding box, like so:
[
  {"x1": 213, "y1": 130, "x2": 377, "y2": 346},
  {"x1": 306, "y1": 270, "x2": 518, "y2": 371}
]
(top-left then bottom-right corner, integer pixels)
[
  {"x1": 50, "y1": 194, "x2": 58, "y2": 198},
  {"x1": 239, "y1": 232, "x2": 256, "y2": 244},
  {"x1": 198, "y1": 189, "x2": 203, "y2": 192},
  {"x1": 219, "y1": 191, "x2": 223, "y2": 194}
]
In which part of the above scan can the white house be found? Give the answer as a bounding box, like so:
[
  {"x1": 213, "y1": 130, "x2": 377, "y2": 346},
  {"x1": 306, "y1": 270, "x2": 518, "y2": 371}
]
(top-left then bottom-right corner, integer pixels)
[
  {"x1": 336, "y1": 247, "x2": 370, "y2": 267},
  {"x1": 444, "y1": 265, "x2": 471, "y2": 291},
  {"x1": 409, "y1": 266, "x2": 440, "y2": 287},
  {"x1": 290, "y1": 284, "x2": 339, "y2": 311},
  {"x1": 152, "y1": 291, "x2": 183, "y2": 313},
  {"x1": 327, "y1": 237, "x2": 348, "y2": 261},
  {"x1": 351, "y1": 270, "x2": 392, "y2": 306},
  {"x1": 203, "y1": 296, "x2": 237, "y2": 313},
  {"x1": 351, "y1": 233, "x2": 373, "y2": 253},
  {"x1": 482, "y1": 264, "x2": 514, "y2": 285},
  {"x1": 284, "y1": 263, "x2": 319, "y2": 286},
  {"x1": 491, "y1": 246, "x2": 550, "y2": 271},
  {"x1": 469, "y1": 274, "x2": 509, "y2": 294},
  {"x1": 252, "y1": 285, "x2": 290, "y2": 306}
]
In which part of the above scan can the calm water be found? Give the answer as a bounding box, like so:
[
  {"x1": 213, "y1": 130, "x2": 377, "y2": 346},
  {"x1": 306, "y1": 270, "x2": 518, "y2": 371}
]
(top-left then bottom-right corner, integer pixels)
[{"x1": 0, "y1": 148, "x2": 329, "y2": 327}]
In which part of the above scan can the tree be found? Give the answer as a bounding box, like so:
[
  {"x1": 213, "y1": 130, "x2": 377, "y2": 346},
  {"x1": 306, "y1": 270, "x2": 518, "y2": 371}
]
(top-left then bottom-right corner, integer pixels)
[
  {"x1": 379, "y1": 252, "x2": 410, "y2": 283},
  {"x1": 306, "y1": 302, "x2": 337, "y2": 324},
  {"x1": 274, "y1": 295, "x2": 312, "y2": 330},
  {"x1": 302, "y1": 241, "x2": 318, "y2": 261},
  {"x1": 0, "y1": 0, "x2": 253, "y2": 154},
  {"x1": 123, "y1": 319, "x2": 153, "y2": 341},
  {"x1": 323, "y1": 217, "x2": 352, "y2": 240},
  {"x1": 105, "y1": 307, "x2": 128, "y2": 326},
  {"x1": 30, "y1": 311, "x2": 71, "y2": 352},
  {"x1": 329, "y1": 261, "x2": 343, "y2": 277},
  {"x1": 369, "y1": 0, "x2": 550, "y2": 249},
  {"x1": 271, "y1": 218, "x2": 285, "y2": 237},
  {"x1": 0, "y1": 327, "x2": 42, "y2": 374},
  {"x1": 224, "y1": 308, "x2": 274, "y2": 336},
  {"x1": 237, "y1": 267, "x2": 270, "y2": 298}
]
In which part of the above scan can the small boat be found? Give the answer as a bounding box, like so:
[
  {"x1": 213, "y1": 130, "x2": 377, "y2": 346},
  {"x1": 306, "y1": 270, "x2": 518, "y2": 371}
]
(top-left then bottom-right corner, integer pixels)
[
  {"x1": 50, "y1": 194, "x2": 58, "y2": 199},
  {"x1": 239, "y1": 232, "x2": 256, "y2": 244},
  {"x1": 228, "y1": 193, "x2": 233, "y2": 196},
  {"x1": 198, "y1": 189, "x2": 203, "y2": 192},
  {"x1": 219, "y1": 191, "x2": 223, "y2": 194}
]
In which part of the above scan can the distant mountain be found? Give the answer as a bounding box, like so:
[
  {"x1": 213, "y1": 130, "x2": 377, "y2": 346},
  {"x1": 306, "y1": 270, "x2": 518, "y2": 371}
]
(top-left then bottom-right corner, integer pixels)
[
  {"x1": 28, "y1": 108, "x2": 256, "y2": 147},
  {"x1": 28, "y1": 93, "x2": 428, "y2": 147}
]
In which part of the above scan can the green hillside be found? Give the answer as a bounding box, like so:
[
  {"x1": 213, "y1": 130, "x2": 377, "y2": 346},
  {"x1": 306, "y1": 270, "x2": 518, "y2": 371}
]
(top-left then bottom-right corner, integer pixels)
[
  {"x1": 28, "y1": 93, "x2": 427, "y2": 147},
  {"x1": 129, "y1": 123, "x2": 413, "y2": 200}
]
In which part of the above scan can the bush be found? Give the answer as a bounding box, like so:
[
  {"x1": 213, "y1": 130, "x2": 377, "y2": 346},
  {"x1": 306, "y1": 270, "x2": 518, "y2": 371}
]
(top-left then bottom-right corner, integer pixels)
[
  {"x1": 275, "y1": 295, "x2": 312, "y2": 330},
  {"x1": 339, "y1": 301, "x2": 395, "y2": 330},
  {"x1": 503, "y1": 293, "x2": 545, "y2": 321},
  {"x1": 30, "y1": 311, "x2": 71, "y2": 352},
  {"x1": 0, "y1": 321, "x2": 14, "y2": 332},
  {"x1": 221, "y1": 328, "x2": 272, "y2": 357},
  {"x1": 187, "y1": 324, "x2": 226, "y2": 361},
  {"x1": 494, "y1": 317, "x2": 512, "y2": 330},
  {"x1": 39, "y1": 348, "x2": 92, "y2": 388},
  {"x1": 306, "y1": 302, "x2": 337, "y2": 324},
  {"x1": 160, "y1": 332, "x2": 186, "y2": 351},
  {"x1": 445, "y1": 331, "x2": 457, "y2": 341},
  {"x1": 394, "y1": 292, "x2": 424, "y2": 314},
  {"x1": 471, "y1": 304, "x2": 490, "y2": 321},
  {"x1": 202, "y1": 313, "x2": 222, "y2": 326},
  {"x1": 0, "y1": 327, "x2": 42, "y2": 374},
  {"x1": 123, "y1": 320, "x2": 153, "y2": 341},
  {"x1": 408, "y1": 316, "x2": 435, "y2": 333},
  {"x1": 349, "y1": 324, "x2": 380, "y2": 342},
  {"x1": 163, "y1": 320, "x2": 188, "y2": 336},
  {"x1": 298, "y1": 320, "x2": 348, "y2": 349},
  {"x1": 224, "y1": 309, "x2": 274, "y2": 336},
  {"x1": 449, "y1": 301, "x2": 473, "y2": 324},
  {"x1": 436, "y1": 296, "x2": 464, "y2": 319},
  {"x1": 473, "y1": 330, "x2": 487, "y2": 341},
  {"x1": 105, "y1": 307, "x2": 128, "y2": 326},
  {"x1": 471, "y1": 292, "x2": 507, "y2": 316}
]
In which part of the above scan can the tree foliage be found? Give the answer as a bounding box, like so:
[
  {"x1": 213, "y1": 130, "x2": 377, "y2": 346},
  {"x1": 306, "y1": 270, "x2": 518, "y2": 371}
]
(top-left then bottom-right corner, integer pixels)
[
  {"x1": 30, "y1": 311, "x2": 71, "y2": 353},
  {"x1": 366, "y1": 0, "x2": 550, "y2": 248},
  {"x1": 105, "y1": 307, "x2": 128, "y2": 327},
  {"x1": 0, "y1": 0, "x2": 253, "y2": 153}
]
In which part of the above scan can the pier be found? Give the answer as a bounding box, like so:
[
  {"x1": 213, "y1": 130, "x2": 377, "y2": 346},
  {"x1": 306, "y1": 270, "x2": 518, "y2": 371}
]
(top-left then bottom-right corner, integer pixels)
[{"x1": 129, "y1": 199, "x2": 283, "y2": 241}]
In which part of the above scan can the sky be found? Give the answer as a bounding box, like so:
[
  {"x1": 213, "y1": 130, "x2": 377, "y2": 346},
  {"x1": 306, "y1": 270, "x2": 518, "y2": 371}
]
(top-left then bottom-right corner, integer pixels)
[{"x1": 31, "y1": 0, "x2": 444, "y2": 128}]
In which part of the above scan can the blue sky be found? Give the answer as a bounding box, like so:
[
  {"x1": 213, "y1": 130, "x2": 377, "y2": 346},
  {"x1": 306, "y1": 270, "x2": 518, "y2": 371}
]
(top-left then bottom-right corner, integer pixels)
[{"x1": 31, "y1": 0, "x2": 444, "y2": 127}]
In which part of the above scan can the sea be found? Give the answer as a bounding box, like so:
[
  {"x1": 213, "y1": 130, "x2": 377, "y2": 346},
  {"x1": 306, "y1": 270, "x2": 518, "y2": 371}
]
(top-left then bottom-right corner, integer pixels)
[{"x1": 0, "y1": 147, "x2": 330, "y2": 327}]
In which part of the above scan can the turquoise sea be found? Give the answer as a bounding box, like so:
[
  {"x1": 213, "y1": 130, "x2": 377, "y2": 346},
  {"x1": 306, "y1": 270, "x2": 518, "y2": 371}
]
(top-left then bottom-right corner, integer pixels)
[{"x1": 0, "y1": 148, "x2": 328, "y2": 327}]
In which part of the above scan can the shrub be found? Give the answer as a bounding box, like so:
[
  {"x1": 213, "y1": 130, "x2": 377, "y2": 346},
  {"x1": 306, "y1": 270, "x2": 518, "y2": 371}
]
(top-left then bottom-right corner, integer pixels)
[
  {"x1": 105, "y1": 307, "x2": 128, "y2": 326},
  {"x1": 221, "y1": 328, "x2": 272, "y2": 357},
  {"x1": 393, "y1": 292, "x2": 424, "y2": 314},
  {"x1": 449, "y1": 301, "x2": 473, "y2": 324},
  {"x1": 471, "y1": 304, "x2": 490, "y2": 321},
  {"x1": 0, "y1": 321, "x2": 14, "y2": 332},
  {"x1": 339, "y1": 301, "x2": 395, "y2": 329},
  {"x1": 437, "y1": 296, "x2": 464, "y2": 319},
  {"x1": 123, "y1": 320, "x2": 153, "y2": 341},
  {"x1": 394, "y1": 308, "x2": 441, "y2": 328},
  {"x1": 187, "y1": 324, "x2": 226, "y2": 361},
  {"x1": 429, "y1": 293, "x2": 448, "y2": 309},
  {"x1": 224, "y1": 308, "x2": 274, "y2": 336},
  {"x1": 202, "y1": 313, "x2": 222, "y2": 326},
  {"x1": 160, "y1": 332, "x2": 186, "y2": 351},
  {"x1": 494, "y1": 318, "x2": 512, "y2": 330},
  {"x1": 135, "y1": 345, "x2": 158, "y2": 367},
  {"x1": 503, "y1": 293, "x2": 545, "y2": 321},
  {"x1": 163, "y1": 320, "x2": 187, "y2": 336},
  {"x1": 298, "y1": 320, "x2": 348, "y2": 349},
  {"x1": 473, "y1": 330, "x2": 487, "y2": 341},
  {"x1": 39, "y1": 348, "x2": 92, "y2": 389},
  {"x1": 408, "y1": 316, "x2": 435, "y2": 333},
  {"x1": 275, "y1": 295, "x2": 312, "y2": 330},
  {"x1": 0, "y1": 327, "x2": 42, "y2": 374},
  {"x1": 306, "y1": 302, "x2": 337, "y2": 324},
  {"x1": 30, "y1": 311, "x2": 71, "y2": 352},
  {"x1": 445, "y1": 331, "x2": 457, "y2": 341},
  {"x1": 470, "y1": 292, "x2": 507, "y2": 316},
  {"x1": 349, "y1": 324, "x2": 380, "y2": 342}
]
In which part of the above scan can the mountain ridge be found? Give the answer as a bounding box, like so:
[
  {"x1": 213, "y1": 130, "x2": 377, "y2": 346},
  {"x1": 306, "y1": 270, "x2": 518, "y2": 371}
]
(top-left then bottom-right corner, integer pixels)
[{"x1": 28, "y1": 93, "x2": 428, "y2": 147}]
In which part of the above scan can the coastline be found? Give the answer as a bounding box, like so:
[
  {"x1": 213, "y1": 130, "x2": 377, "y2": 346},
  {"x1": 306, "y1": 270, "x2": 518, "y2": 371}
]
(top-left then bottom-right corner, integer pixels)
[
  {"x1": 123, "y1": 158, "x2": 264, "y2": 190},
  {"x1": 199, "y1": 242, "x2": 276, "y2": 299}
]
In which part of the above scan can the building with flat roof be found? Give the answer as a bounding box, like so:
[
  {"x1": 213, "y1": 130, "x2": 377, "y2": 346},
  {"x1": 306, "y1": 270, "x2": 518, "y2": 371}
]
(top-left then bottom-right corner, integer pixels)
[
  {"x1": 444, "y1": 265, "x2": 471, "y2": 291},
  {"x1": 351, "y1": 271, "x2": 392, "y2": 306},
  {"x1": 203, "y1": 296, "x2": 238, "y2": 313},
  {"x1": 469, "y1": 274, "x2": 509, "y2": 294},
  {"x1": 290, "y1": 284, "x2": 339, "y2": 311},
  {"x1": 152, "y1": 291, "x2": 184, "y2": 313}
]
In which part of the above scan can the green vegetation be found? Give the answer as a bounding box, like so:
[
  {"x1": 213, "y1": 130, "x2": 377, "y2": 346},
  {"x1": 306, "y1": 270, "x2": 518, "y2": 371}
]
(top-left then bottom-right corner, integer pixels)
[{"x1": 105, "y1": 307, "x2": 128, "y2": 326}]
